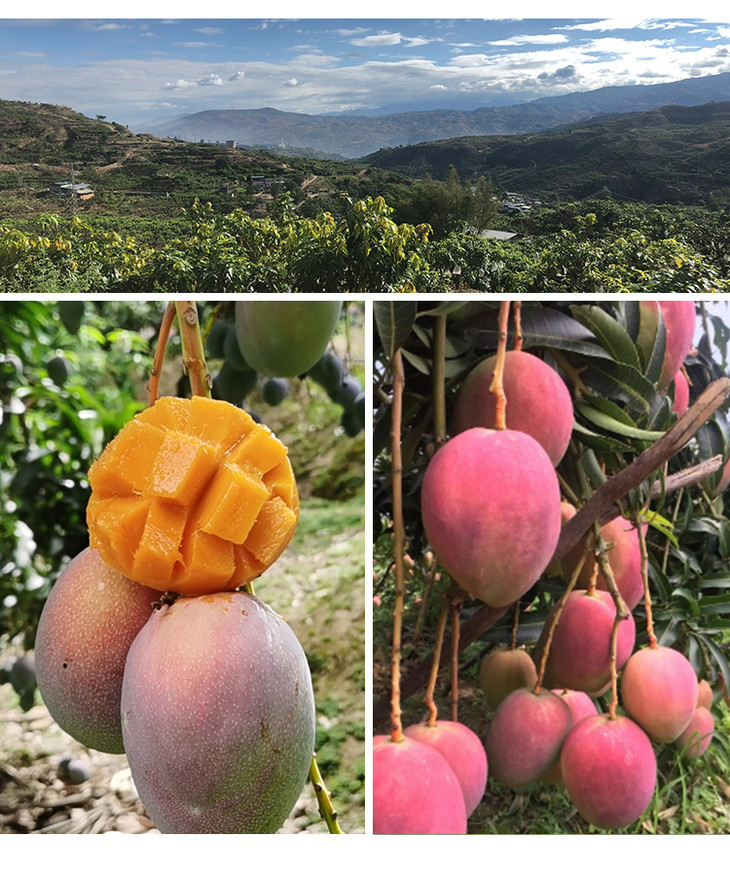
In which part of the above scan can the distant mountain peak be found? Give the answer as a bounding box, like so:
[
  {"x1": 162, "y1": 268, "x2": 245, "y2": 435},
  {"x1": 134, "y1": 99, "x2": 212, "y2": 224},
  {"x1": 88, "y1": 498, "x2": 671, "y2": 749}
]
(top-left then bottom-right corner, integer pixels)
[{"x1": 144, "y1": 71, "x2": 730, "y2": 159}]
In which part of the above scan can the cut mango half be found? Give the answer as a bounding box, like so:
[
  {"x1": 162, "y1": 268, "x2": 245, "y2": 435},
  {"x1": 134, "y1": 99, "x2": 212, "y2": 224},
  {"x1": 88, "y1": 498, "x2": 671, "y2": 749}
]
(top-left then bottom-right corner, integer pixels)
[{"x1": 86, "y1": 395, "x2": 298, "y2": 594}]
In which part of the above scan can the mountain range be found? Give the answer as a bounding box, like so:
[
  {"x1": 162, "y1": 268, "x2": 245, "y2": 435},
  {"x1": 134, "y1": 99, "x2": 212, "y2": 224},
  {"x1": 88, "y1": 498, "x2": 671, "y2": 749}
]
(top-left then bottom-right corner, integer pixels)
[
  {"x1": 362, "y1": 101, "x2": 730, "y2": 206},
  {"x1": 146, "y1": 71, "x2": 730, "y2": 159}
]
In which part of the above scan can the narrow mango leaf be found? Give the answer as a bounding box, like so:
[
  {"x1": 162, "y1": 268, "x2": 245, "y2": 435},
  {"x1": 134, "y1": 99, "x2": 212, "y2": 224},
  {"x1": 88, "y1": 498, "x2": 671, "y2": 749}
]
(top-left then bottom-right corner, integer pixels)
[
  {"x1": 698, "y1": 633, "x2": 730, "y2": 691},
  {"x1": 698, "y1": 592, "x2": 730, "y2": 615},
  {"x1": 575, "y1": 401, "x2": 665, "y2": 441},
  {"x1": 417, "y1": 300, "x2": 490, "y2": 317},
  {"x1": 633, "y1": 299, "x2": 667, "y2": 383},
  {"x1": 570, "y1": 304, "x2": 641, "y2": 370},
  {"x1": 571, "y1": 420, "x2": 636, "y2": 455},
  {"x1": 699, "y1": 572, "x2": 730, "y2": 589},
  {"x1": 702, "y1": 616, "x2": 730, "y2": 630},
  {"x1": 374, "y1": 300, "x2": 416, "y2": 360},
  {"x1": 580, "y1": 357, "x2": 658, "y2": 420},
  {"x1": 643, "y1": 316, "x2": 667, "y2": 386},
  {"x1": 646, "y1": 391, "x2": 672, "y2": 432},
  {"x1": 643, "y1": 510, "x2": 679, "y2": 548},
  {"x1": 581, "y1": 392, "x2": 641, "y2": 428},
  {"x1": 401, "y1": 347, "x2": 431, "y2": 376}
]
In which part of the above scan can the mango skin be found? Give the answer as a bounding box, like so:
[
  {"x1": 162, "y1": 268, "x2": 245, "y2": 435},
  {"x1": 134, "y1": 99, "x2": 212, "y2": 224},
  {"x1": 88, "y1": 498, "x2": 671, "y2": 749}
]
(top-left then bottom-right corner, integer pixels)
[
  {"x1": 675, "y1": 706, "x2": 714, "y2": 759},
  {"x1": 479, "y1": 646, "x2": 537, "y2": 711},
  {"x1": 535, "y1": 589, "x2": 636, "y2": 695},
  {"x1": 485, "y1": 687, "x2": 573, "y2": 789},
  {"x1": 403, "y1": 720, "x2": 488, "y2": 816},
  {"x1": 34, "y1": 548, "x2": 158, "y2": 754},
  {"x1": 565, "y1": 516, "x2": 646, "y2": 611},
  {"x1": 562, "y1": 713, "x2": 656, "y2": 830},
  {"x1": 451, "y1": 349, "x2": 573, "y2": 466},
  {"x1": 121, "y1": 591, "x2": 315, "y2": 833},
  {"x1": 621, "y1": 645, "x2": 698, "y2": 744},
  {"x1": 421, "y1": 428, "x2": 561, "y2": 607},
  {"x1": 234, "y1": 300, "x2": 342, "y2": 377},
  {"x1": 373, "y1": 735, "x2": 467, "y2": 834}
]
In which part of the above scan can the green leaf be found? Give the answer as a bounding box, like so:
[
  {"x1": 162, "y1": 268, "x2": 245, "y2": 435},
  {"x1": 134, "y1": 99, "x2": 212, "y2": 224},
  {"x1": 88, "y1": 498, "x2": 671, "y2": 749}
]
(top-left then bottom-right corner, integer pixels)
[
  {"x1": 579, "y1": 357, "x2": 658, "y2": 420},
  {"x1": 697, "y1": 633, "x2": 730, "y2": 691},
  {"x1": 570, "y1": 304, "x2": 641, "y2": 370},
  {"x1": 374, "y1": 301, "x2": 416, "y2": 360},
  {"x1": 571, "y1": 420, "x2": 636, "y2": 455},
  {"x1": 401, "y1": 347, "x2": 431, "y2": 376},
  {"x1": 461, "y1": 305, "x2": 611, "y2": 358},
  {"x1": 575, "y1": 401, "x2": 665, "y2": 442},
  {"x1": 698, "y1": 592, "x2": 730, "y2": 615}
]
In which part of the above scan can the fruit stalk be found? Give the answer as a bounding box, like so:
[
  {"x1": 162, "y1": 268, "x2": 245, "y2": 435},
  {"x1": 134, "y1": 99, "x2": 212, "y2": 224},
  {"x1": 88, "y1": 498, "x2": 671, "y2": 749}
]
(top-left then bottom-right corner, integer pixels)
[
  {"x1": 173, "y1": 301, "x2": 212, "y2": 399},
  {"x1": 389, "y1": 347, "x2": 407, "y2": 742},
  {"x1": 488, "y1": 300, "x2": 510, "y2": 430},
  {"x1": 534, "y1": 549, "x2": 588, "y2": 694},
  {"x1": 309, "y1": 755, "x2": 344, "y2": 835},
  {"x1": 424, "y1": 601, "x2": 449, "y2": 726},
  {"x1": 512, "y1": 301, "x2": 523, "y2": 352},
  {"x1": 450, "y1": 600, "x2": 462, "y2": 722},
  {"x1": 637, "y1": 520, "x2": 658, "y2": 649},
  {"x1": 432, "y1": 313, "x2": 447, "y2": 449},
  {"x1": 595, "y1": 533, "x2": 631, "y2": 719},
  {"x1": 148, "y1": 302, "x2": 177, "y2": 405}
]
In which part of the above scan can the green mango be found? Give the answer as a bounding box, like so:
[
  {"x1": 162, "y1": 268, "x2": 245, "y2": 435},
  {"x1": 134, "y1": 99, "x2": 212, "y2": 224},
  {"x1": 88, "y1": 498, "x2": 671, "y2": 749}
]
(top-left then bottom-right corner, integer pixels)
[
  {"x1": 213, "y1": 360, "x2": 258, "y2": 405},
  {"x1": 204, "y1": 320, "x2": 231, "y2": 359},
  {"x1": 58, "y1": 301, "x2": 85, "y2": 335},
  {"x1": 46, "y1": 355, "x2": 72, "y2": 387},
  {"x1": 235, "y1": 301, "x2": 341, "y2": 378},
  {"x1": 308, "y1": 350, "x2": 344, "y2": 396},
  {"x1": 261, "y1": 377, "x2": 290, "y2": 406}
]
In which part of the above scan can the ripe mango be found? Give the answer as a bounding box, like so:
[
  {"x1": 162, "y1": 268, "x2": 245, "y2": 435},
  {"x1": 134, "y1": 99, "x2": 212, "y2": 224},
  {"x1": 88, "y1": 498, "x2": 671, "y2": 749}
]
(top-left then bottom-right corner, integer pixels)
[
  {"x1": 421, "y1": 427, "x2": 561, "y2": 607},
  {"x1": 562, "y1": 713, "x2": 656, "y2": 829},
  {"x1": 121, "y1": 591, "x2": 315, "y2": 833},
  {"x1": 373, "y1": 735, "x2": 467, "y2": 834},
  {"x1": 34, "y1": 548, "x2": 158, "y2": 754},
  {"x1": 451, "y1": 349, "x2": 574, "y2": 466}
]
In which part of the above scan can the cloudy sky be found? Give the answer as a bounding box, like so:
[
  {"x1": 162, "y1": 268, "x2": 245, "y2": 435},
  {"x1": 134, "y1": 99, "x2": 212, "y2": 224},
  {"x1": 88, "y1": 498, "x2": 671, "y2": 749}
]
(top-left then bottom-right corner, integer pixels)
[{"x1": 2, "y1": 12, "x2": 730, "y2": 130}]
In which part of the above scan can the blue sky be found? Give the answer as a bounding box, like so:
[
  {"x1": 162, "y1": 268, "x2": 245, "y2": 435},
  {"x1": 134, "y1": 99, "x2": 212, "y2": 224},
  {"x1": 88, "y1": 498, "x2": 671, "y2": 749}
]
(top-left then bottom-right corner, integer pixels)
[{"x1": 2, "y1": 13, "x2": 730, "y2": 130}]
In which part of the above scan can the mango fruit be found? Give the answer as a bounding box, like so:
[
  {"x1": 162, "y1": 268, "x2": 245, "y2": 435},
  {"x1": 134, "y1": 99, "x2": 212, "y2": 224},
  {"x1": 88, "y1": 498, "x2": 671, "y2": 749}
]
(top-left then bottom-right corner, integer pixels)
[
  {"x1": 421, "y1": 428, "x2": 561, "y2": 607},
  {"x1": 121, "y1": 591, "x2": 315, "y2": 833},
  {"x1": 34, "y1": 548, "x2": 157, "y2": 754},
  {"x1": 235, "y1": 300, "x2": 342, "y2": 377}
]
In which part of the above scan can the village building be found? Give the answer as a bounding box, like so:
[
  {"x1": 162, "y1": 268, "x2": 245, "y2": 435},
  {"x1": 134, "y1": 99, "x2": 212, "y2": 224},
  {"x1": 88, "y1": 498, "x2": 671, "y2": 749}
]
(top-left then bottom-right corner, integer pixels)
[{"x1": 48, "y1": 181, "x2": 94, "y2": 200}]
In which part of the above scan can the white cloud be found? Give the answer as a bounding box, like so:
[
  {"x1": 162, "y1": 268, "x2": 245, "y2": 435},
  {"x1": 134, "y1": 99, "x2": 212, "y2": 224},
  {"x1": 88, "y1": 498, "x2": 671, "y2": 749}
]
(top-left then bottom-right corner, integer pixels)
[
  {"x1": 79, "y1": 22, "x2": 129, "y2": 33},
  {"x1": 429, "y1": 84, "x2": 448, "y2": 91},
  {"x1": 199, "y1": 74, "x2": 224, "y2": 86},
  {"x1": 561, "y1": 18, "x2": 655, "y2": 32},
  {"x1": 284, "y1": 78, "x2": 299, "y2": 86},
  {"x1": 404, "y1": 37, "x2": 436, "y2": 48},
  {"x1": 336, "y1": 27, "x2": 369, "y2": 37},
  {"x1": 489, "y1": 34, "x2": 569, "y2": 46},
  {"x1": 228, "y1": 71, "x2": 245, "y2": 81},
  {"x1": 352, "y1": 32, "x2": 403, "y2": 48},
  {"x1": 163, "y1": 79, "x2": 195, "y2": 90}
]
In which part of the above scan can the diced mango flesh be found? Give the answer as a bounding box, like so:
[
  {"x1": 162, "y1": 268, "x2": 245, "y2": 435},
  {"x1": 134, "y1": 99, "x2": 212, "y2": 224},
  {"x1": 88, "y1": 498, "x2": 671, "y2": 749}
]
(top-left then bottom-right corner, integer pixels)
[{"x1": 86, "y1": 395, "x2": 298, "y2": 594}]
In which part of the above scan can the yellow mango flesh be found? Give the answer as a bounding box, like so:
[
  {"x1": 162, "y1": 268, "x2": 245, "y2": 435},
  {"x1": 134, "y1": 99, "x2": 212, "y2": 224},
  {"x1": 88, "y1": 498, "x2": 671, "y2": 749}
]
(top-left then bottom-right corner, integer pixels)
[{"x1": 86, "y1": 396, "x2": 299, "y2": 594}]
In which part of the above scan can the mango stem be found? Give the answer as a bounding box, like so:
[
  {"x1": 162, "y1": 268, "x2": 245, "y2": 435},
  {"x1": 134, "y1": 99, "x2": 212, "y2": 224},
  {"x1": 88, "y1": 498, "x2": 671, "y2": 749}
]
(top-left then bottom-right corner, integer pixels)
[{"x1": 309, "y1": 754, "x2": 344, "y2": 834}]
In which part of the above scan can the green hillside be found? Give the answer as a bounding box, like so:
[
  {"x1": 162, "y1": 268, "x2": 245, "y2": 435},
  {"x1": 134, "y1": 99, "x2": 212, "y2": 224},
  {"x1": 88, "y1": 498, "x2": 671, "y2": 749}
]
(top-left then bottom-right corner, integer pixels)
[
  {"x1": 364, "y1": 102, "x2": 730, "y2": 207},
  {"x1": 0, "y1": 99, "x2": 405, "y2": 229}
]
